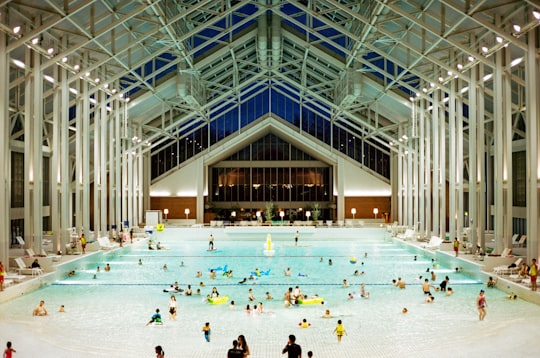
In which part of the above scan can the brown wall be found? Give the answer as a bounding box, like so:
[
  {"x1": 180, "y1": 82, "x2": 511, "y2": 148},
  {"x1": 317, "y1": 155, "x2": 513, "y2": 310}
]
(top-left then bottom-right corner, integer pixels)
[
  {"x1": 150, "y1": 197, "x2": 197, "y2": 220},
  {"x1": 345, "y1": 197, "x2": 391, "y2": 222}
]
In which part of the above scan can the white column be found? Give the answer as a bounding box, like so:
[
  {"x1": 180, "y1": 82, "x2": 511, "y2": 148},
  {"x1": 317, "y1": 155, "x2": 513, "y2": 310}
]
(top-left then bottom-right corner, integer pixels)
[
  {"x1": 418, "y1": 98, "x2": 425, "y2": 236},
  {"x1": 0, "y1": 33, "x2": 10, "y2": 267},
  {"x1": 432, "y1": 91, "x2": 440, "y2": 237},
  {"x1": 439, "y1": 89, "x2": 447, "y2": 239},
  {"x1": 456, "y1": 79, "x2": 464, "y2": 239},
  {"x1": 493, "y1": 49, "x2": 504, "y2": 252},
  {"x1": 468, "y1": 66, "x2": 478, "y2": 248},
  {"x1": 448, "y1": 80, "x2": 456, "y2": 241},
  {"x1": 100, "y1": 88, "x2": 108, "y2": 235},
  {"x1": 526, "y1": 29, "x2": 539, "y2": 259},
  {"x1": 477, "y1": 65, "x2": 486, "y2": 250},
  {"x1": 503, "y1": 49, "x2": 513, "y2": 249}
]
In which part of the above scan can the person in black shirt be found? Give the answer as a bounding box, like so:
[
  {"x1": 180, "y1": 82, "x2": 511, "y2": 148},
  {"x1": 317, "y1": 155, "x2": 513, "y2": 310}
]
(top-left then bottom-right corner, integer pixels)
[
  {"x1": 282, "y1": 334, "x2": 301, "y2": 358},
  {"x1": 227, "y1": 339, "x2": 243, "y2": 358}
]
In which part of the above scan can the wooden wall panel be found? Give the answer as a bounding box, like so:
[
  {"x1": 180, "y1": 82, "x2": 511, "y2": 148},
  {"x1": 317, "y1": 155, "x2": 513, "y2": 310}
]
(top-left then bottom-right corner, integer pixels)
[
  {"x1": 344, "y1": 197, "x2": 391, "y2": 222},
  {"x1": 150, "y1": 197, "x2": 197, "y2": 220}
]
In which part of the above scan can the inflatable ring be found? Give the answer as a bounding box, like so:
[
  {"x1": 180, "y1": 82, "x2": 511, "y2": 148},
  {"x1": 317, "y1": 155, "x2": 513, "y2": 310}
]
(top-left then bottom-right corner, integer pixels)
[
  {"x1": 297, "y1": 297, "x2": 324, "y2": 305},
  {"x1": 207, "y1": 296, "x2": 229, "y2": 305}
]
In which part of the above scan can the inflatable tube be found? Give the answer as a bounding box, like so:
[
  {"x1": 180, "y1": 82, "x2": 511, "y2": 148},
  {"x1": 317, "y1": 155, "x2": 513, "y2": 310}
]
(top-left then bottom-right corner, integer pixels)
[
  {"x1": 207, "y1": 296, "x2": 229, "y2": 305},
  {"x1": 250, "y1": 269, "x2": 271, "y2": 276},
  {"x1": 297, "y1": 297, "x2": 324, "y2": 305},
  {"x1": 208, "y1": 264, "x2": 228, "y2": 272}
]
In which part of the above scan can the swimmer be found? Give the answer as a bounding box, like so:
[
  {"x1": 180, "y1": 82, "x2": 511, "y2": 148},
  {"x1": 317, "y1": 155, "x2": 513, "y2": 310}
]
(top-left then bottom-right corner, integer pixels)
[
  {"x1": 104, "y1": 263, "x2": 111, "y2": 272},
  {"x1": 507, "y1": 293, "x2": 518, "y2": 300},
  {"x1": 322, "y1": 309, "x2": 333, "y2": 318},
  {"x1": 364, "y1": 252, "x2": 368, "y2": 258},
  {"x1": 33, "y1": 300, "x2": 48, "y2": 316},
  {"x1": 266, "y1": 291, "x2": 273, "y2": 300},
  {"x1": 196, "y1": 288, "x2": 201, "y2": 295},
  {"x1": 59, "y1": 305, "x2": 65, "y2": 312},
  {"x1": 284, "y1": 267, "x2": 291, "y2": 276},
  {"x1": 229, "y1": 300, "x2": 236, "y2": 309},
  {"x1": 446, "y1": 287, "x2": 454, "y2": 296},
  {"x1": 185, "y1": 285, "x2": 193, "y2": 296},
  {"x1": 162, "y1": 264, "x2": 168, "y2": 270},
  {"x1": 238, "y1": 277, "x2": 248, "y2": 284},
  {"x1": 245, "y1": 304, "x2": 251, "y2": 314},
  {"x1": 157, "y1": 242, "x2": 163, "y2": 250},
  {"x1": 199, "y1": 281, "x2": 205, "y2": 287},
  {"x1": 425, "y1": 293, "x2": 435, "y2": 303},
  {"x1": 343, "y1": 279, "x2": 349, "y2": 287},
  {"x1": 146, "y1": 308, "x2": 162, "y2": 325},
  {"x1": 353, "y1": 270, "x2": 359, "y2": 276},
  {"x1": 196, "y1": 271, "x2": 202, "y2": 278},
  {"x1": 396, "y1": 277, "x2": 406, "y2": 289},
  {"x1": 298, "y1": 318, "x2": 311, "y2": 328},
  {"x1": 211, "y1": 287, "x2": 220, "y2": 298},
  {"x1": 402, "y1": 308, "x2": 408, "y2": 314},
  {"x1": 248, "y1": 288, "x2": 256, "y2": 301},
  {"x1": 431, "y1": 271, "x2": 436, "y2": 281},
  {"x1": 257, "y1": 302, "x2": 264, "y2": 313},
  {"x1": 180, "y1": 261, "x2": 184, "y2": 267},
  {"x1": 209, "y1": 269, "x2": 216, "y2": 279},
  {"x1": 320, "y1": 257, "x2": 324, "y2": 262},
  {"x1": 360, "y1": 283, "x2": 370, "y2": 298},
  {"x1": 328, "y1": 259, "x2": 333, "y2": 265},
  {"x1": 97, "y1": 266, "x2": 100, "y2": 272},
  {"x1": 138, "y1": 259, "x2": 142, "y2": 266}
]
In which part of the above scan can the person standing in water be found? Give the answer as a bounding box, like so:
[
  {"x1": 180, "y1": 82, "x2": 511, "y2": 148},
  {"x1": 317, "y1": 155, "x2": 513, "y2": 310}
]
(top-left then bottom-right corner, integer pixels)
[
  {"x1": 294, "y1": 231, "x2": 299, "y2": 246},
  {"x1": 208, "y1": 234, "x2": 214, "y2": 250},
  {"x1": 477, "y1": 290, "x2": 487, "y2": 321}
]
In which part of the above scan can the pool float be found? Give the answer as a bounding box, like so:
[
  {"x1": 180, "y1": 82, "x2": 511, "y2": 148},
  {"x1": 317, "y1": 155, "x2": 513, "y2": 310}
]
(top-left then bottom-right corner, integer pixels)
[
  {"x1": 251, "y1": 269, "x2": 271, "y2": 276},
  {"x1": 297, "y1": 297, "x2": 324, "y2": 305},
  {"x1": 264, "y1": 234, "x2": 275, "y2": 256},
  {"x1": 349, "y1": 257, "x2": 357, "y2": 264},
  {"x1": 208, "y1": 264, "x2": 228, "y2": 272},
  {"x1": 207, "y1": 296, "x2": 229, "y2": 305}
]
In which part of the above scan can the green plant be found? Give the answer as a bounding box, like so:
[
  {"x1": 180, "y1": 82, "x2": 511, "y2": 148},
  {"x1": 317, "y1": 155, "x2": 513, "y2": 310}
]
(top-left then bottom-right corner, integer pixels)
[
  {"x1": 264, "y1": 202, "x2": 275, "y2": 222},
  {"x1": 312, "y1": 202, "x2": 321, "y2": 222}
]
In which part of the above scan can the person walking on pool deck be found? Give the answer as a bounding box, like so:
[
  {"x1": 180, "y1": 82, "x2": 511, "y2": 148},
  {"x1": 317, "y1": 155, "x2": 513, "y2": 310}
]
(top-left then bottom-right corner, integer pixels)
[
  {"x1": 227, "y1": 340, "x2": 243, "y2": 358},
  {"x1": 80, "y1": 233, "x2": 87, "y2": 254},
  {"x1": 0, "y1": 261, "x2": 5, "y2": 291},
  {"x1": 529, "y1": 258, "x2": 538, "y2": 291},
  {"x1": 282, "y1": 334, "x2": 301, "y2": 358},
  {"x1": 208, "y1": 234, "x2": 214, "y2": 250},
  {"x1": 453, "y1": 237, "x2": 459, "y2": 257}
]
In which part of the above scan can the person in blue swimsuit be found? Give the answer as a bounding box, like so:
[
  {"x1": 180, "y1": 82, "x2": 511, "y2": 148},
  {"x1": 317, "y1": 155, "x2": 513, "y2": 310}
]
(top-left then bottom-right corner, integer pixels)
[{"x1": 147, "y1": 308, "x2": 162, "y2": 325}]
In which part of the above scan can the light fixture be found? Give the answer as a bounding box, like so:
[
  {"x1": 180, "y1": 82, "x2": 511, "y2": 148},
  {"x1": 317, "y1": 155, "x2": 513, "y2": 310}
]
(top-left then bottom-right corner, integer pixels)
[
  {"x1": 279, "y1": 210, "x2": 285, "y2": 223},
  {"x1": 373, "y1": 208, "x2": 379, "y2": 218},
  {"x1": 13, "y1": 26, "x2": 21, "y2": 34},
  {"x1": 74, "y1": 64, "x2": 80, "y2": 71},
  {"x1": 305, "y1": 210, "x2": 311, "y2": 221},
  {"x1": 31, "y1": 37, "x2": 39, "y2": 45},
  {"x1": 163, "y1": 208, "x2": 169, "y2": 221},
  {"x1": 61, "y1": 56, "x2": 68, "y2": 63},
  {"x1": 351, "y1": 208, "x2": 356, "y2": 219},
  {"x1": 47, "y1": 47, "x2": 54, "y2": 55},
  {"x1": 534, "y1": 11, "x2": 540, "y2": 20},
  {"x1": 184, "y1": 208, "x2": 190, "y2": 220}
]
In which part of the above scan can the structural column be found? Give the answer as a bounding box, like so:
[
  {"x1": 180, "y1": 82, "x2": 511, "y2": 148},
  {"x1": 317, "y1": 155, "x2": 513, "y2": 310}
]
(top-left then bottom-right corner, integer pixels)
[{"x1": 0, "y1": 33, "x2": 10, "y2": 267}]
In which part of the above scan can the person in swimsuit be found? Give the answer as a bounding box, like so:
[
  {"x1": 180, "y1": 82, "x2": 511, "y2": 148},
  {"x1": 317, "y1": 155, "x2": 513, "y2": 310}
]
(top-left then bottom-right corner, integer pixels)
[
  {"x1": 529, "y1": 258, "x2": 538, "y2": 291},
  {"x1": 208, "y1": 235, "x2": 214, "y2": 250},
  {"x1": 32, "y1": 300, "x2": 48, "y2": 316},
  {"x1": 477, "y1": 289, "x2": 487, "y2": 320},
  {"x1": 168, "y1": 295, "x2": 177, "y2": 320},
  {"x1": 202, "y1": 322, "x2": 211, "y2": 342},
  {"x1": 147, "y1": 309, "x2": 162, "y2": 325}
]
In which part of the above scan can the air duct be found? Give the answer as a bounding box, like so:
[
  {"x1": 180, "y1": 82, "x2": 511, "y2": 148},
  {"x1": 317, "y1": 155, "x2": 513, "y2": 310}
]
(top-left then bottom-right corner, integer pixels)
[{"x1": 271, "y1": 12, "x2": 281, "y2": 68}]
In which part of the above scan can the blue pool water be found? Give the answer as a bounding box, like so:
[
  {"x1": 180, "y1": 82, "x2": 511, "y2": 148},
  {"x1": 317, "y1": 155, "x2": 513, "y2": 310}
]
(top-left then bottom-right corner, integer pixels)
[{"x1": 0, "y1": 229, "x2": 537, "y2": 358}]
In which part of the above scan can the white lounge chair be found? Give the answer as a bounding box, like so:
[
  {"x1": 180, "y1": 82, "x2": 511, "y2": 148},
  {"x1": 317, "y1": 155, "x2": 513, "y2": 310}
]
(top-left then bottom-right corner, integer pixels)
[
  {"x1": 14, "y1": 257, "x2": 43, "y2": 276},
  {"x1": 5, "y1": 273, "x2": 26, "y2": 283},
  {"x1": 515, "y1": 235, "x2": 527, "y2": 248},
  {"x1": 98, "y1": 237, "x2": 120, "y2": 250},
  {"x1": 397, "y1": 229, "x2": 415, "y2": 241},
  {"x1": 40, "y1": 248, "x2": 62, "y2": 262},
  {"x1": 421, "y1": 236, "x2": 443, "y2": 249},
  {"x1": 494, "y1": 257, "x2": 523, "y2": 275},
  {"x1": 15, "y1": 236, "x2": 25, "y2": 247}
]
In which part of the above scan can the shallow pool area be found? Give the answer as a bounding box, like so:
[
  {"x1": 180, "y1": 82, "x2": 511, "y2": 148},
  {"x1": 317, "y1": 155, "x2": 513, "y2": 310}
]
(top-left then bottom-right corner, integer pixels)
[{"x1": 0, "y1": 228, "x2": 538, "y2": 357}]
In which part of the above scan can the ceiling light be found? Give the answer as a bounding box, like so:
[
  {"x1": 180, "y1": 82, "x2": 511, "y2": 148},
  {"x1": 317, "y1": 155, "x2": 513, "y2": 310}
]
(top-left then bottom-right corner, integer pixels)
[
  {"x1": 513, "y1": 24, "x2": 521, "y2": 33},
  {"x1": 47, "y1": 47, "x2": 54, "y2": 55},
  {"x1": 533, "y1": 11, "x2": 540, "y2": 20},
  {"x1": 438, "y1": 76, "x2": 444, "y2": 83},
  {"x1": 44, "y1": 75, "x2": 55, "y2": 83},
  {"x1": 510, "y1": 57, "x2": 523, "y2": 67},
  {"x1": 447, "y1": 70, "x2": 453, "y2": 76},
  {"x1": 94, "y1": 78, "x2": 100, "y2": 83},
  {"x1": 104, "y1": 83, "x2": 109, "y2": 89},
  {"x1": 13, "y1": 59, "x2": 25, "y2": 69},
  {"x1": 468, "y1": 56, "x2": 474, "y2": 62},
  {"x1": 496, "y1": 36, "x2": 503, "y2": 44},
  {"x1": 481, "y1": 46, "x2": 489, "y2": 53},
  {"x1": 13, "y1": 26, "x2": 21, "y2": 34},
  {"x1": 112, "y1": 89, "x2": 117, "y2": 94},
  {"x1": 85, "y1": 71, "x2": 90, "y2": 77},
  {"x1": 31, "y1": 38, "x2": 39, "y2": 45},
  {"x1": 457, "y1": 63, "x2": 463, "y2": 70},
  {"x1": 430, "y1": 82, "x2": 435, "y2": 88},
  {"x1": 74, "y1": 64, "x2": 80, "y2": 71},
  {"x1": 422, "y1": 88, "x2": 427, "y2": 93},
  {"x1": 69, "y1": 87, "x2": 78, "y2": 95}
]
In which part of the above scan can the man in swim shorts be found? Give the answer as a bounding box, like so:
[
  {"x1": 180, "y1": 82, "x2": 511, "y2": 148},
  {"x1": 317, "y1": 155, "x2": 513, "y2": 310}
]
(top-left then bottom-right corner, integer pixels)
[{"x1": 422, "y1": 278, "x2": 432, "y2": 295}]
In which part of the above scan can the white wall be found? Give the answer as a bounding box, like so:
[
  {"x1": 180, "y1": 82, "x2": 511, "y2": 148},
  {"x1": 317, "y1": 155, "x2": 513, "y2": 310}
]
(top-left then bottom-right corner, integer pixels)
[
  {"x1": 150, "y1": 159, "x2": 201, "y2": 197},
  {"x1": 341, "y1": 160, "x2": 391, "y2": 196}
]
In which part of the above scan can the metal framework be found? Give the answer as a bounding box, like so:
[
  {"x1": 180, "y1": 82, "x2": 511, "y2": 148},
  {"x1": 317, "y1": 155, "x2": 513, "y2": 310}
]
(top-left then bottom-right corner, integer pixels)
[{"x1": 1, "y1": 0, "x2": 539, "y2": 267}]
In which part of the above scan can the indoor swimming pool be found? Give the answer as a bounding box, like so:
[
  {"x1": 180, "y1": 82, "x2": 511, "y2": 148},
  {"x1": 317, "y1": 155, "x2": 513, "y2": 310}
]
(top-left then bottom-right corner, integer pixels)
[{"x1": 0, "y1": 228, "x2": 538, "y2": 357}]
